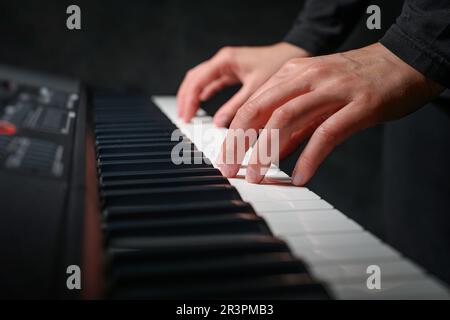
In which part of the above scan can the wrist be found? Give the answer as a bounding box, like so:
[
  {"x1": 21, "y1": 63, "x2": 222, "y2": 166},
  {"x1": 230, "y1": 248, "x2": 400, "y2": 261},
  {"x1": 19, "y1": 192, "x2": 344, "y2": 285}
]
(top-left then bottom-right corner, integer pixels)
[
  {"x1": 375, "y1": 42, "x2": 445, "y2": 99},
  {"x1": 272, "y1": 42, "x2": 312, "y2": 59}
]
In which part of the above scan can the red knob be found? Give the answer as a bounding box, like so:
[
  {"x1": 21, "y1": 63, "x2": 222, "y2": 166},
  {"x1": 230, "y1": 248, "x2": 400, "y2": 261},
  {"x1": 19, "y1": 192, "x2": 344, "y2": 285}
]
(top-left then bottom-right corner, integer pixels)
[{"x1": 0, "y1": 121, "x2": 17, "y2": 135}]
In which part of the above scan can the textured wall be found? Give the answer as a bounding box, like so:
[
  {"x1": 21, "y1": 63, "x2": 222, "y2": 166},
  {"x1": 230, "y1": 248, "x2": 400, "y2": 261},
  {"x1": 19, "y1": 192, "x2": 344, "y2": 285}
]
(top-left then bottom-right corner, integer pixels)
[{"x1": 0, "y1": 0, "x2": 304, "y2": 93}]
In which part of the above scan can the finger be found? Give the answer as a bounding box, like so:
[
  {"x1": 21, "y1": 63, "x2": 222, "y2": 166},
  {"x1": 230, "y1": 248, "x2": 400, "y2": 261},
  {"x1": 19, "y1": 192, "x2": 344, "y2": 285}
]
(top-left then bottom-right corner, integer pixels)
[
  {"x1": 177, "y1": 68, "x2": 203, "y2": 119},
  {"x1": 245, "y1": 91, "x2": 344, "y2": 183},
  {"x1": 176, "y1": 72, "x2": 191, "y2": 117},
  {"x1": 212, "y1": 84, "x2": 253, "y2": 127},
  {"x1": 232, "y1": 73, "x2": 315, "y2": 132},
  {"x1": 181, "y1": 61, "x2": 224, "y2": 122},
  {"x1": 247, "y1": 118, "x2": 329, "y2": 184},
  {"x1": 217, "y1": 77, "x2": 314, "y2": 177},
  {"x1": 199, "y1": 75, "x2": 238, "y2": 102},
  {"x1": 292, "y1": 102, "x2": 372, "y2": 186},
  {"x1": 177, "y1": 63, "x2": 212, "y2": 118},
  {"x1": 217, "y1": 126, "x2": 258, "y2": 177}
]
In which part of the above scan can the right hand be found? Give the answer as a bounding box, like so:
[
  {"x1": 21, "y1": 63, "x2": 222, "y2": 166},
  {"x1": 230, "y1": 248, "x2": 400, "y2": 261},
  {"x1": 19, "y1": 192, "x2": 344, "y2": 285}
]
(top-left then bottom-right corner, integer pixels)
[{"x1": 177, "y1": 42, "x2": 310, "y2": 126}]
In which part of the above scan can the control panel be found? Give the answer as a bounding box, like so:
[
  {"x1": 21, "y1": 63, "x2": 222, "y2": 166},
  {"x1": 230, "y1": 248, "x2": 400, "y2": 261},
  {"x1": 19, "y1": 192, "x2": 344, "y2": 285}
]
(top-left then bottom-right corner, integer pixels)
[{"x1": 0, "y1": 79, "x2": 79, "y2": 178}]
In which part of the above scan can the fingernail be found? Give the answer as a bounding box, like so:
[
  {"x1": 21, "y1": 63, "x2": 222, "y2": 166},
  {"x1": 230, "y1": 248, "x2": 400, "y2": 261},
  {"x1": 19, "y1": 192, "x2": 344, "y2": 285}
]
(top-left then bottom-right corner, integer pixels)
[
  {"x1": 292, "y1": 171, "x2": 303, "y2": 186},
  {"x1": 214, "y1": 114, "x2": 228, "y2": 127},
  {"x1": 246, "y1": 166, "x2": 262, "y2": 184}
]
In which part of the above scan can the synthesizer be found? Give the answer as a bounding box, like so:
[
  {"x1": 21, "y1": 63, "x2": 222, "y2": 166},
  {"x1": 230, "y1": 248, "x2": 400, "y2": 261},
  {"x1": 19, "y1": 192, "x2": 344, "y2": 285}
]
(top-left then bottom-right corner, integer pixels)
[
  {"x1": 0, "y1": 65, "x2": 85, "y2": 298},
  {"x1": 1, "y1": 65, "x2": 449, "y2": 299}
]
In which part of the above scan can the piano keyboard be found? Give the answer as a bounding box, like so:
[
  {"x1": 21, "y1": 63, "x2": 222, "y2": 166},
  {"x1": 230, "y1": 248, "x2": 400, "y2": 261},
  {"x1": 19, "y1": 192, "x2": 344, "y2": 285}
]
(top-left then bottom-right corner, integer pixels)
[
  {"x1": 94, "y1": 94, "x2": 330, "y2": 299},
  {"x1": 153, "y1": 96, "x2": 450, "y2": 300}
]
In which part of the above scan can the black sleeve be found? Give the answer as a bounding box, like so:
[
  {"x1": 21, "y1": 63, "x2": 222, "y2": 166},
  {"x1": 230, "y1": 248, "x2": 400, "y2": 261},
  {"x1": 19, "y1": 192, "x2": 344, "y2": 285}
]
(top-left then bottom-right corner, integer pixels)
[
  {"x1": 380, "y1": 0, "x2": 450, "y2": 88},
  {"x1": 284, "y1": 0, "x2": 368, "y2": 55}
]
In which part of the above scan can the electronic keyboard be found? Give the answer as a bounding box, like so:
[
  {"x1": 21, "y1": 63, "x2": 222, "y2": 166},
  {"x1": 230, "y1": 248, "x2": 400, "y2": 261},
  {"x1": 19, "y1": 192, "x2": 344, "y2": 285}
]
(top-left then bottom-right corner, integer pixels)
[{"x1": 1, "y1": 65, "x2": 449, "y2": 299}]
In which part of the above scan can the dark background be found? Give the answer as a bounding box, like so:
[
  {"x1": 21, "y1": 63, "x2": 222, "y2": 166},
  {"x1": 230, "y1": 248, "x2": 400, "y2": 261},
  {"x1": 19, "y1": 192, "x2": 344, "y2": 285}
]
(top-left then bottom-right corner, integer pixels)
[{"x1": 0, "y1": 0, "x2": 416, "y2": 260}]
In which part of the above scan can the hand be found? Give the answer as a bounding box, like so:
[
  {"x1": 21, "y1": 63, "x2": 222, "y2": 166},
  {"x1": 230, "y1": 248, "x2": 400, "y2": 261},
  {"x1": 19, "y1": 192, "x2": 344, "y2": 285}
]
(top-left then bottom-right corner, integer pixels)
[
  {"x1": 217, "y1": 43, "x2": 444, "y2": 185},
  {"x1": 177, "y1": 42, "x2": 310, "y2": 126}
]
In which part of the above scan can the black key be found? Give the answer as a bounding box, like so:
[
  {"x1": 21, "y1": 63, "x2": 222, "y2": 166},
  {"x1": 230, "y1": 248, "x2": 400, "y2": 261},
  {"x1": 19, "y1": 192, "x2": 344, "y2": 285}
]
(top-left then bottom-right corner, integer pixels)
[
  {"x1": 94, "y1": 116, "x2": 168, "y2": 125},
  {"x1": 97, "y1": 142, "x2": 193, "y2": 155},
  {"x1": 98, "y1": 157, "x2": 211, "y2": 173},
  {"x1": 95, "y1": 118, "x2": 170, "y2": 125},
  {"x1": 99, "y1": 167, "x2": 222, "y2": 182},
  {"x1": 97, "y1": 150, "x2": 203, "y2": 162},
  {"x1": 94, "y1": 123, "x2": 174, "y2": 131},
  {"x1": 103, "y1": 200, "x2": 253, "y2": 221},
  {"x1": 109, "y1": 252, "x2": 308, "y2": 285},
  {"x1": 96, "y1": 137, "x2": 177, "y2": 146},
  {"x1": 95, "y1": 122, "x2": 172, "y2": 129},
  {"x1": 104, "y1": 214, "x2": 271, "y2": 239},
  {"x1": 101, "y1": 185, "x2": 241, "y2": 207},
  {"x1": 96, "y1": 132, "x2": 174, "y2": 141},
  {"x1": 110, "y1": 273, "x2": 329, "y2": 299},
  {"x1": 100, "y1": 175, "x2": 228, "y2": 192},
  {"x1": 95, "y1": 127, "x2": 174, "y2": 135},
  {"x1": 107, "y1": 234, "x2": 291, "y2": 255}
]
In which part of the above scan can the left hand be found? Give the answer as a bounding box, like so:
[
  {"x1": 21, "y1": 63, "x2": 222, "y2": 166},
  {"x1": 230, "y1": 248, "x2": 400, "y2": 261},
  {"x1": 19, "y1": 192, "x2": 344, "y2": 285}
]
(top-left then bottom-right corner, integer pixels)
[{"x1": 217, "y1": 43, "x2": 444, "y2": 186}]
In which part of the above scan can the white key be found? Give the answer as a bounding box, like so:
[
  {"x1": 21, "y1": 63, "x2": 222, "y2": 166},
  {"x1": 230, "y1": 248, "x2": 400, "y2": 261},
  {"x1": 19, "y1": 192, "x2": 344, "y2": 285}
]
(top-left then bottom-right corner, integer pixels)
[
  {"x1": 259, "y1": 209, "x2": 350, "y2": 220},
  {"x1": 229, "y1": 178, "x2": 319, "y2": 201},
  {"x1": 311, "y1": 259, "x2": 425, "y2": 284},
  {"x1": 330, "y1": 278, "x2": 450, "y2": 300},
  {"x1": 281, "y1": 231, "x2": 380, "y2": 247},
  {"x1": 154, "y1": 96, "x2": 177, "y2": 118},
  {"x1": 252, "y1": 199, "x2": 333, "y2": 212},
  {"x1": 264, "y1": 211, "x2": 362, "y2": 235},
  {"x1": 236, "y1": 168, "x2": 289, "y2": 180},
  {"x1": 287, "y1": 241, "x2": 401, "y2": 265}
]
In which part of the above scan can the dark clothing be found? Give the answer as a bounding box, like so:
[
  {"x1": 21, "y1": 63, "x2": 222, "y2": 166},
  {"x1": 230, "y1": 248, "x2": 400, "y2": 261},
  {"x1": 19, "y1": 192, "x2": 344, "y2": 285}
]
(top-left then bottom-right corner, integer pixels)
[
  {"x1": 284, "y1": 0, "x2": 450, "y2": 284},
  {"x1": 285, "y1": 0, "x2": 450, "y2": 88},
  {"x1": 381, "y1": 0, "x2": 450, "y2": 88},
  {"x1": 284, "y1": 0, "x2": 368, "y2": 55}
]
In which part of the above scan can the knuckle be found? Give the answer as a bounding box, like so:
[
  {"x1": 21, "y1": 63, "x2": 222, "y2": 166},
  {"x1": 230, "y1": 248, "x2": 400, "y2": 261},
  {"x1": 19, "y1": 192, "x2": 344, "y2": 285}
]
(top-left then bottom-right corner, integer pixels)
[
  {"x1": 276, "y1": 58, "x2": 302, "y2": 78},
  {"x1": 271, "y1": 107, "x2": 293, "y2": 127},
  {"x1": 357, "y1": 92, "x2": 372, "y2": 106},
  {"x1": 280, "y1": 59, "x2": 299, "y2": 73},
  {"x1": 358, "y1": 89, "x2": 378, "y2": 105},
  {"x1": 237, "y1": 101, "x2": 261, "y2": 121},
  {"x1": 186, "y1": 69, "x2": 195, "y2": 77},
  {"x1": 293, "y1": 74, "x2": 312, "y2": 90},
  {"x1": 304, "y1": 62, "x2": 329, "y2": 78},
  {"x1": 315, "y1": 123, "x2": 338, "y2": 146},
  {"x1": 186, "y1": 66, "x2": 202, "y2": 78},
  {"x1": 357, "y1": 91, "x2": 383, "y2": 122},
  {"x1": 218, "y1": 46, "x2": 236, "y2": 60},
  {"x1": 333, "y1": 73, "x2": 354, "y2": 85}
]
